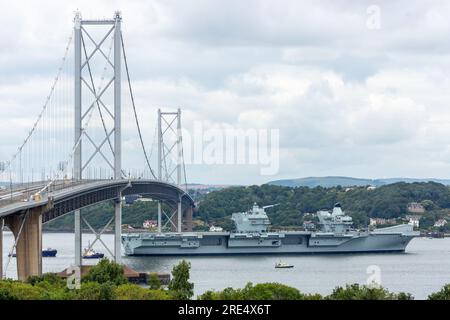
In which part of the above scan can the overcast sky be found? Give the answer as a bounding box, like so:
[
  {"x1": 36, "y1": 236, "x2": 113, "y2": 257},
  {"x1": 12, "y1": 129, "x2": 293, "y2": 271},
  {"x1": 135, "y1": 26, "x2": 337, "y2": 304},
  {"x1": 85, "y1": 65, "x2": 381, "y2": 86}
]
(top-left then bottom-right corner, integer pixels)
[{"x1": 2, "y1": 0, "x2": 450, "y2": 185}]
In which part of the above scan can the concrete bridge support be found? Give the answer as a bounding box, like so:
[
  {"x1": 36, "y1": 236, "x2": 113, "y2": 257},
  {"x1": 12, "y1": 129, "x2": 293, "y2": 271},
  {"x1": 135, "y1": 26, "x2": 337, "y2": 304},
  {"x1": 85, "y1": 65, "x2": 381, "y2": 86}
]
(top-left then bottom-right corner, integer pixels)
[
  {"x1": 5, "y1": 208, "x2": 43, "y2": 281},
  {"x1": 183, "y1": 206, "x2": 193, "y2": 232},
  {"x1": 169, "y1": 205, "x2": 193, "y2": 232}
]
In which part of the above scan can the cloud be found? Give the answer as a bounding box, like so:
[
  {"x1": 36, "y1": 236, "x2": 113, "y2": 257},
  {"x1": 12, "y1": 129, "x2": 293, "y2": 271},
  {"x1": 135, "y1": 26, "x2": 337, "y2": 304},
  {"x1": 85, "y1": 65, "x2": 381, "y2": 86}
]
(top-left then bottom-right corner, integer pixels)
[{"x1": 2, "y1": 1, "x2": 450, "y2": 184}]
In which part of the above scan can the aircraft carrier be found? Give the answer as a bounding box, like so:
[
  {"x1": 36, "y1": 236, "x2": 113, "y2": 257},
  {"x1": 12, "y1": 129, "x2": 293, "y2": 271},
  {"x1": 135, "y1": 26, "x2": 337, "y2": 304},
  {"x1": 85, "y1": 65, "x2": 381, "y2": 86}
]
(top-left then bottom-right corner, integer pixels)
[{"x1": 122, "y1": 203, "x2": 419, "y2": 256}]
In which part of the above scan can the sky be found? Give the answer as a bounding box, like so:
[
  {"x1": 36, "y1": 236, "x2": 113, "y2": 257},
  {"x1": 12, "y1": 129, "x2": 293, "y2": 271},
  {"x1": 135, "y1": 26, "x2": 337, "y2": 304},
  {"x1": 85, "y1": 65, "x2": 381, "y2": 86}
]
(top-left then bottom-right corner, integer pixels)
[{"x1": 2, "y1": 0, "x2": 450, "y2": 185}]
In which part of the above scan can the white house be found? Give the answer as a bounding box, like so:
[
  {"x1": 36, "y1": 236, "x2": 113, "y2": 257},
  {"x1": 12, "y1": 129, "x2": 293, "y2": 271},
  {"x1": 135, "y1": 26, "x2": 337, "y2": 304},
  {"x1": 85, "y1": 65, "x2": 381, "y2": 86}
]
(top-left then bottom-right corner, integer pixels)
[
  {"x1": 434, "y1": 219, "x2": 448, "y2": 228},
  {"x1": 143, "y1": 220, "x2": 157, "y2": 229},
  {"x1": 209, "y1": 225, "x2": 223, "y2": 232},
  {"x1": 408, "y1": 216, "x2": 420, "y2": 228}
]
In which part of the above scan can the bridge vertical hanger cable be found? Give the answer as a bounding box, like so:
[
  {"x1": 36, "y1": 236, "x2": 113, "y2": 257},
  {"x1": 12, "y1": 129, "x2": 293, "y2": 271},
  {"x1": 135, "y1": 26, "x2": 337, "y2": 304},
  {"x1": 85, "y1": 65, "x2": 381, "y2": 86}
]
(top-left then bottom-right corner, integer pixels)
[
  {"x1": 37, "y1": 85, "x2": 101, "y2": 194},
  {"x1": 120, "y1": 31, "x2": 157, "y2": 180},
  {"x1": 36, "y1": 32, "x2": 119, "y2": 195},
  {"x1": 3, "y1": 33, "x2": 73, "y2": 179}
]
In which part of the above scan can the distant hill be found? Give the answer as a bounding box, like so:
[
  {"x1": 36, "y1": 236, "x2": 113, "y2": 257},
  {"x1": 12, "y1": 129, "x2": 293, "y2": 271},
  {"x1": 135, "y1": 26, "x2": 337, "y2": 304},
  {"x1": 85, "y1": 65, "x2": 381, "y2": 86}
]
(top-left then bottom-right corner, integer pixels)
[
  {"x1": 186, "y1": 183, "x2": 237, "y2": 190},
  {"x1": 266, "y1": 176, "x2": 450, "y2": 188}
]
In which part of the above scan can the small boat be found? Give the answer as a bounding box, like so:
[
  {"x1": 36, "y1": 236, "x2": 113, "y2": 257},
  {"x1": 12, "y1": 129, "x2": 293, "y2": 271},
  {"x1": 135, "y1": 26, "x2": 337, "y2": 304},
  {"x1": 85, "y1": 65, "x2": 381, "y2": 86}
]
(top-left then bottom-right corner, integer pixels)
[
  {"x1": 83, "y1": 248, "x2": 104, "y2": 259},
  {"x1": 42, "y1": 248, "x2": 57, "y2": 257},
  {"x1": 275, "y1": 261, "x2": 294, "y2": 269},
  {"x1": 9, "y1": 248, "x2": 57, "y2": 258}
]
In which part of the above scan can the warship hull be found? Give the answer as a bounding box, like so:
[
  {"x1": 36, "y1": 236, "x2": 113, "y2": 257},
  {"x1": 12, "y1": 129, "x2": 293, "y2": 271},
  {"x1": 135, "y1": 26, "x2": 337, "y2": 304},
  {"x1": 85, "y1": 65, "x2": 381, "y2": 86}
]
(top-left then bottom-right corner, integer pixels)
[{"x1": 122, "y1": 225, "x2": 418, "y2": 256}]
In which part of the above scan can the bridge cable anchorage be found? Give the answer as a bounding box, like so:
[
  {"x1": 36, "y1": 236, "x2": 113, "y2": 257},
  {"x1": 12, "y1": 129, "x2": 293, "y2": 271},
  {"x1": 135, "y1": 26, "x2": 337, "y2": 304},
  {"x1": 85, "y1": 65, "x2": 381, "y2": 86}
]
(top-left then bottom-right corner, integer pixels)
[
  {"x1": 121, "y1": 31, "x2": 157, "y2": 180},
  {"x1": 3, "y1": 32, "x2": 73, "y2": 173},
  {"x1": 3, "y1": 211, "x2": 29, "y2": 278}
]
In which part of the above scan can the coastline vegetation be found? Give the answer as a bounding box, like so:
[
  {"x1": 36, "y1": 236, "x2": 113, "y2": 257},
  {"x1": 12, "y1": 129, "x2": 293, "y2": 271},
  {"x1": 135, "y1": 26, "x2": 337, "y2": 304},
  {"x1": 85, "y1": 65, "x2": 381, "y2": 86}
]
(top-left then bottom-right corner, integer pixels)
[
  {"x1": 0, "y1": 259, "x2": 449, "y2": 300},
  {"x1": 43, "y1": 182, "x2": 450, "y2": 233}
]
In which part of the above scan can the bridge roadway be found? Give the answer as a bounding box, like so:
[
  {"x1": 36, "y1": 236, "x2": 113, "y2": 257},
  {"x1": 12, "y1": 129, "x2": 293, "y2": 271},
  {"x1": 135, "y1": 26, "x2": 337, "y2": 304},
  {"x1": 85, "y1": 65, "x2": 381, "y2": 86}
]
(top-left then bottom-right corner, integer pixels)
[
  {"x1": 0, "y1": 179, "x2": 195, "y2": 280},
  {"x1": 0, "y1": 179, "x2": 194, "y2": 221}
]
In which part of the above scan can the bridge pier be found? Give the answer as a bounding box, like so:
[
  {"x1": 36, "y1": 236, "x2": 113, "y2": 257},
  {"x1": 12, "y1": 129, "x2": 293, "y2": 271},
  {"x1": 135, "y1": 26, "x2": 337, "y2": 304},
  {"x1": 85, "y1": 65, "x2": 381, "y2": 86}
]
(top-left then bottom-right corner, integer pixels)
[
  {"x1": 184, "y1": 206, "x2": 193, "y2": 232},
  {"x1": 169, "y1": 204, "x2": 193, "y2": 232},
  {"x1": 5, "y1": 209, "x2": 43, "y2": 281}
]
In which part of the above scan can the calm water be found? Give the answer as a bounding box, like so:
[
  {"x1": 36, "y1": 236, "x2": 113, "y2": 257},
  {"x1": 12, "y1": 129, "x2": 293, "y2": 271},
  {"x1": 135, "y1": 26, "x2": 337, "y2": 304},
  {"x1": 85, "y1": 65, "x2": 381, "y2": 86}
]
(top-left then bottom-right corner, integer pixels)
[{"x1": 2, "y1": 232, "x2": 450, "y2": 299}]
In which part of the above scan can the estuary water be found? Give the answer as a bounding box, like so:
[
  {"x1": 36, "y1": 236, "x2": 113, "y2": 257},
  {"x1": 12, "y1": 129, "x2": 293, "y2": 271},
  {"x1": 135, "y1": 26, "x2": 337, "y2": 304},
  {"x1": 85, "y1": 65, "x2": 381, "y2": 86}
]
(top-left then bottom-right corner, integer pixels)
[{"x1": 2, "y1": 232, "x2": 450, "y2": 299}]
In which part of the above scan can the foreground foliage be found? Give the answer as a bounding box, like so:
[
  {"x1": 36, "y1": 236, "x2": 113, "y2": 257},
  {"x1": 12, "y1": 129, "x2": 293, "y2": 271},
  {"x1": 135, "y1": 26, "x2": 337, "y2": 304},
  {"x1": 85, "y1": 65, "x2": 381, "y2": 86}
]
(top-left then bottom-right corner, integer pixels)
[
  {"x1": 82, "y1": 258, "x2": 128, "y2": 285},
  {"x1": 168, "y1": 260, "x2": 194, "y2": 300},
  {"x1": 198, "y1": 283, "x2": 322, "y2": 300},
  {"x1": 326, "y1": 284, "x2": 414, "y2": 300},
  {"x1": 198, "y1": 282, "x2": 416, "y2": 300},
  {"x1": 1, "y1": 259, "x2": 449, "y2": 300},
  {"x1": 428, "y1": 284, "x2": 450, "y2": 300}
]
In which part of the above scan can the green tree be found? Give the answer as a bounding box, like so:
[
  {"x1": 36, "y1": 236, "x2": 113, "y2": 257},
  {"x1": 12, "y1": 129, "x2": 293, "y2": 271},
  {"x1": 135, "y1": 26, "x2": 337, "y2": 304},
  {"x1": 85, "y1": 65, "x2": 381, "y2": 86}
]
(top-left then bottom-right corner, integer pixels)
[
  {"x1": 0, "y1": 288, "x2": 17, "y2": 300},
  {"x1": 0, "y1": 280, "x2": 45, "y2": 300},
  {"x1": 198, "y1": 287, "x2": 245, "y2": 300},
  {"x1": 241, "y1": 282, "x2": 305, "y2": 300},
  {"x1": 428, "y1": 284, "x2": 450, "y2": 300},
  {"x1": 32, "y1": 277, "x2": 74, "y2": 300},
  {"x1": 82, "y1": 258, "x2": 128, "y2": 285},
  {"x1": 113, "y1": 283, "x2": 171, "y2": 300},
  {"x1": 148, "y1": 272, "x2": 161, "y2": 290},
  {"x1": 168, "y1": 260, "x2": 194, "y2": 300},
  {"x1": 76, "y1": 281, "x2": 115, "y2": 300},
  {"x1": 146, "y1": 289, "x2": 172, "y2": 300},
  {"x1": 114, "y1": 284, "x2": 150, "y2": 300},
  {"x1": 27, "y1": 273, "x2": 65, "y2": 287},
  {"x1": 327, "y1": 284, "x2": 413, "y2": 300},
  {"x1": 198, "y1": 282, "x2": 322, "y2": 300},
  {"x1": 420, "y1": 200, "x2": 437, "y2": 211}
]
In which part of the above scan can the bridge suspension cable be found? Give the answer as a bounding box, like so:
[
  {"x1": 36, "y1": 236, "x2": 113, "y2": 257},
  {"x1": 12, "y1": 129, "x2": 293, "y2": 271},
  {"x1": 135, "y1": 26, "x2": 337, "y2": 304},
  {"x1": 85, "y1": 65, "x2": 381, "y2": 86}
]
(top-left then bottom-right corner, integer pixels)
[{"x1": 121, "y1": 31, "x2": 157, "y2": 180}]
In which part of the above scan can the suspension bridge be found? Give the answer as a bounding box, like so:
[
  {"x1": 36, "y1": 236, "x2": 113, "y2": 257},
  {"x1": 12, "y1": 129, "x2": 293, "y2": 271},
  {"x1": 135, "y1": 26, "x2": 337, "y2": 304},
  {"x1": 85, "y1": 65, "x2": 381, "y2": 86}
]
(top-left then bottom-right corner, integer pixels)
[{"x1": 0, "y1": 12, "x2": 195, "y2": 281}]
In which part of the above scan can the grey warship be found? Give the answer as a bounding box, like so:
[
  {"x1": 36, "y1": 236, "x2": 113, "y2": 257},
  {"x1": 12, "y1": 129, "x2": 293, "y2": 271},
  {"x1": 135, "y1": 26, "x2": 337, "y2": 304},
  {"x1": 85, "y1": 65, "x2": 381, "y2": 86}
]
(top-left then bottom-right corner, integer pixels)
[{"x1": 122, "y1": 203, "x2": 419, "y2": 256}]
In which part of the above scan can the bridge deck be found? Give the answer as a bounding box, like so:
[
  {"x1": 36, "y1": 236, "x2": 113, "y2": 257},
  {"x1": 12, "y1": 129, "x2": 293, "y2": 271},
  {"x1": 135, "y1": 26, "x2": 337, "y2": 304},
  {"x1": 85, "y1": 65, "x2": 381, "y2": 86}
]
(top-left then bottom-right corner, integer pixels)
[{"x1": 0, "y1": 179, "x2": 194, "y2": 220}]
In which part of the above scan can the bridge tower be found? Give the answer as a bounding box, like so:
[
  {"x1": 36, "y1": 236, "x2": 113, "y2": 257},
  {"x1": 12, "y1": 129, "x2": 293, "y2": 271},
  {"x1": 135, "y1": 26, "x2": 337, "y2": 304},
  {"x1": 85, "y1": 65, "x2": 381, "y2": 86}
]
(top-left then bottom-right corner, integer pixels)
[
  {"x1": 73, "y1": 11, "x2": 123, "y2": 265},
  {"x1": 157, "y1": 109, "x2": 192, "y2": 232}
]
